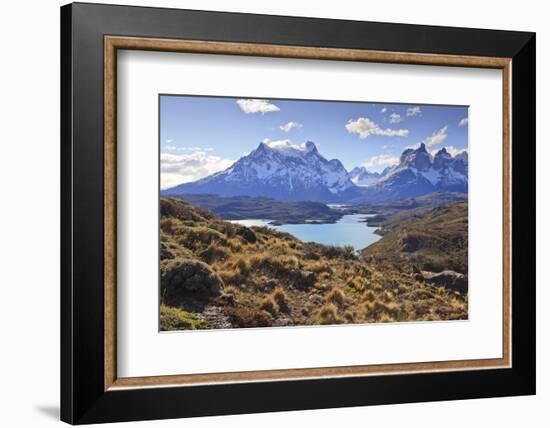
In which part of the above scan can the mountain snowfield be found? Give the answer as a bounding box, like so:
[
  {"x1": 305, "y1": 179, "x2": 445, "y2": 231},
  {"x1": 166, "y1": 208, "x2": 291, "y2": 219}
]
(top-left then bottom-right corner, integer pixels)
[
  {"x1": 163, "y1": 141, "x2": 468, "y2": 203},
  {"x1": 164, "y1": 140, "x2": 359, "y2": 202},
  {"x1": 360, "y1": 143, "x2": 468, "y2": 202},
  {"x1": 349, "y1": 167, "x2": 381, "y2": 187}
]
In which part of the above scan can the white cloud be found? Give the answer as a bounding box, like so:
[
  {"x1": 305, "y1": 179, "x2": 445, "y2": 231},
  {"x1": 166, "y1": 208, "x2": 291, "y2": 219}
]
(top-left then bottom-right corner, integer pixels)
[
  {"x1": 163, "y1": 146, "x2": 215, "y2": 154},
  {"x1": 162, "y1": 145, "x2": 215, "y2": 152},
  {"x1": 177, "y1": 146, "x2": 214, "y2": 152},
  {"x1": 406, "y1": 106, "x2": 422, "y2": 117},
  {"x1": 458, "y1": 117, "x2": 469, "y2": 127},
  {"x1": 430, "y1": 146, "x2": 468, "y2": 157},
  {"x1": 236, "y1": 99, "x2": 280, "y2": 114},
  {"x1": 389, "y1": 113, "x2": 402, "y2": 124},
  {"x1": 263, "y1": 138, "x2": 294, "y2": 149},
  {"x1": 160, "y1": 152, "x2": 234, "y2": 189},
  {"x1": 345, "y1": 117, "x2": 409, "y2": 139},
  {"x1": 279, "y1": 121, "x2": 303, "y2": 132},
  {"x1": 381, "y1": 107, "x2": 387, "y2": 113},
  {"x1": 261, "y1": 138, "x2": 308, "y2": 151},
  {"x1": 363, "y1": 154, "x2": 399, "y2": 171},
  {"x1": 423, "y1": 126, "x2": 448, "y2": 147}
]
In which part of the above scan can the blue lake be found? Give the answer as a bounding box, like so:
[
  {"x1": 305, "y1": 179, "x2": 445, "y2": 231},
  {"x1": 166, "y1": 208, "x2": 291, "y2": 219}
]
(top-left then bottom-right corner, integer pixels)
[{"x1": 231, "y1": 214, "x2": 381, "y2": 251}]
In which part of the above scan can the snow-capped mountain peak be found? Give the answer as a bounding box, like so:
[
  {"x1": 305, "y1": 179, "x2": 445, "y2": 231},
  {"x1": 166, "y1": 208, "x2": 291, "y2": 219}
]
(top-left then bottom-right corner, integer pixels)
[
  {"x1": 349, "y1": 166, "x2": 381, "y2": 187},
  {"x1": 164, "y1": 141, "x2": 359, "y2": 202},
  {"x1": 399, "y1": 143, "x2": 432, "y2": 171},
  {"x1": 360, "y1": 144, "x2": 468, "y2": 202},
  {"x1": 163, "y1": 140, "x2": 468, "y2": 204},
  {"x1": 260, "y1": 139, "x2": 319, "y2": 156},
  {"x1": 304, "y1": 140, "x2": 318, "y2": 153},
  {"x1": 433, "y1": 147, "x2": 453, "y2": 170}
]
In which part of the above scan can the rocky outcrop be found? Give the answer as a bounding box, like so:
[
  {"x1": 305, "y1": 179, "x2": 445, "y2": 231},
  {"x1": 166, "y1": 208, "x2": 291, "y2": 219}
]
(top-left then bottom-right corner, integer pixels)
[
  {"x1": 161, "y1": 258, "x2": 224, "y2": 304},
  {"x1": 423, "y1": 270, "x2": 467, "y2": 292},
  {"x1": 235, "y1": 225, "x2": 257, "y2": 243}
]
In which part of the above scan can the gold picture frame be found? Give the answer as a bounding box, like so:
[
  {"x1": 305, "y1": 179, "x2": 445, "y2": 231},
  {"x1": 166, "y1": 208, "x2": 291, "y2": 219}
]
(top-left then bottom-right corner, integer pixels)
[{"x1": 103, "y1": 36, "x2": 512, "y2": 391}]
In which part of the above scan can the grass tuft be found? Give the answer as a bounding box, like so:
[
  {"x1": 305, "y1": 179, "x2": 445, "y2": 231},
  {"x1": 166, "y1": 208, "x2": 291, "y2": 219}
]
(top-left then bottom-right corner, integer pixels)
[
  {"x1": 259, "y1": 296, "x2": 279, "y2": 315},
  {"x1": 317, "y1": 304, "x2": 341, "y2": 325},
  {"x1": 271, "y1": 287, "x2": 289, "y2": 312},
  {"x1": 325, "y1": 287, "x2": 346, "y2": 307}
]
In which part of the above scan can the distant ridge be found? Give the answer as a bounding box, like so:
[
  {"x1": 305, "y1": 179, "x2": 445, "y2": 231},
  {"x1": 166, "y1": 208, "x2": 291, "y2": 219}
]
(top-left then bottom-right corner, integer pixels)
[
  {"x1": 354, "y1": 144, "x2": 468, "y2": 203},
  {"x1": 163, "y1": 141, "x2": 359, "y2": 203},
  {"x1": 163, "y1": 141, "x2": 468, "y2": 203}
]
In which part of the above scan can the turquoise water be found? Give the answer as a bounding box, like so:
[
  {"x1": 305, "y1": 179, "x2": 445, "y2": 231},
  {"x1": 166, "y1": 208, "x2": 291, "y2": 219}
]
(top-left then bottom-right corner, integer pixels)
[{"x1": 231, "y1": 214, "x2": 381, "y2": 251}]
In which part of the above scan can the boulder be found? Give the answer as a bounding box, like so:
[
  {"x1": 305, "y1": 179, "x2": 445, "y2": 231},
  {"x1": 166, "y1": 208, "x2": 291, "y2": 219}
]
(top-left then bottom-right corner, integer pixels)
[
  {"x1": 423, "y1": 270, "x2": 467, "y2": 292},
  {"x1": 235, "y1": 225, "x2": 257, "y2": 244},
  {"x1": 161, "y1": 258, "x2": 224, "y2": 303}
]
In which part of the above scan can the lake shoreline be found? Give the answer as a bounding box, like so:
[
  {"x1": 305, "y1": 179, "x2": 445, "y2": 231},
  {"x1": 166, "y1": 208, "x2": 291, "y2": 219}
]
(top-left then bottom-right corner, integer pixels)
[{"x1": 230, "y1": 214, "x2": 382, "y2": 252}]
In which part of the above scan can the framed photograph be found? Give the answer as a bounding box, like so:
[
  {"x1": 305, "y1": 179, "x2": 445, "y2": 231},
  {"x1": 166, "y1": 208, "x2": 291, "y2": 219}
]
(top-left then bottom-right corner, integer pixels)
[{"x1": 61, "y1": 2, "x2": 535, "y2": 424}]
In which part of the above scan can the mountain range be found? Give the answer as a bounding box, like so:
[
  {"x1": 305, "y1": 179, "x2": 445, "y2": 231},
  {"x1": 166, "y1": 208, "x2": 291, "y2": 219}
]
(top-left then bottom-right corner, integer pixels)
[
  {"x1": 163, "y1": 141, "x2": 468, "y2": 203},
  {"x1": 358, "y1": 143, "x2": 468, "y2": 202}
]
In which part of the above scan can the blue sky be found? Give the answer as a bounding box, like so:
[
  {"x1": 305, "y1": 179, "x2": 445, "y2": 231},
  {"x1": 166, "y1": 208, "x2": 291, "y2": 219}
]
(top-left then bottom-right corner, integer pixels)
[{"x1": 160, "y1": 95, "x2": 468, "y2": 189}]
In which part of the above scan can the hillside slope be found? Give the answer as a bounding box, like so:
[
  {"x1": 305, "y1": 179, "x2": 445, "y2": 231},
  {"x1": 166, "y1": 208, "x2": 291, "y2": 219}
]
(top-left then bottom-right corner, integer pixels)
[
  {"x1": 363, "y1": 201, "x2": 468, "y2": 274},
  {"x1": 159, "y1": 197, "x2": 467, "y2": 331}
]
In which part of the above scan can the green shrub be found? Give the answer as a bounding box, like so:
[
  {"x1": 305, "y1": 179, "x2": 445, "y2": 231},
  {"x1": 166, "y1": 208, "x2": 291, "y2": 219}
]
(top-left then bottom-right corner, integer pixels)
[
  {"x1": 160, "y1": 305, "x2": 209, "y2": 331},
  {"x1": 161, "y1": 258, "x2": 224, "y2": 306}
]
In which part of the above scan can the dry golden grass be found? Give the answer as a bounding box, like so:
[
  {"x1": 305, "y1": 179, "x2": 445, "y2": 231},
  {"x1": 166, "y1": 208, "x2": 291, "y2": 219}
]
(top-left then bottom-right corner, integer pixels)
[
  {"x1": 271, "y1": 287, "x2": 289, "y2": 313},
  {"x1": 259, "y1": 296, "x2": 278, "y2": 315},
  {"x1": 159, "y1": 197, "x2": 468, "y2": 330},
  {"x1": 325, "y1": 287, "x2": 346, "y2": 307},
  {"x1": 317, "y1": 304, "x2": 340, "y2": 325}
]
